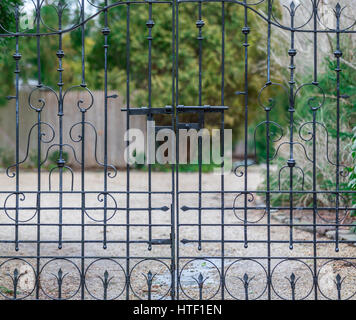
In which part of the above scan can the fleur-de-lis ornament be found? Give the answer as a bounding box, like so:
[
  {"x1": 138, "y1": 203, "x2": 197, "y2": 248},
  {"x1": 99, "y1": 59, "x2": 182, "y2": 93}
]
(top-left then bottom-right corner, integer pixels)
[
  {"x1": 98, "y1": 270, "x2": 114, "y2": 300},
  {"x1": 192, "y1": 273, "x2": 209, "y2": 300},
  {"x1": 51, "y1": 268, "x2": 68, "y2": 300},
  {"x1": 142, "y1": 270, "x2": 157, "y2": 300},
  {"x1": 285, "y1": 272, "x2": 300, "y2": 300}
]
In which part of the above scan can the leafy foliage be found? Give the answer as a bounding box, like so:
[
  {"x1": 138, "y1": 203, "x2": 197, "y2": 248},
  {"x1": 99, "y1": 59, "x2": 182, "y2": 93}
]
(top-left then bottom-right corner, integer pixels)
[
  {"x1": 348, "y1": 127, "x2": 356, "y2": 217},
  {"x1": 0, "y1": 2, "x2": 280, "y2": 143},
  {"x1": 258, "y1": 55, "x2": 355, "y2": 211},
  {"x1": 0, "y1": 1, "x2": 23, "y2": 106},
  {"x1": 86, "y1": 3, "x2": 272, "y2": 138}
]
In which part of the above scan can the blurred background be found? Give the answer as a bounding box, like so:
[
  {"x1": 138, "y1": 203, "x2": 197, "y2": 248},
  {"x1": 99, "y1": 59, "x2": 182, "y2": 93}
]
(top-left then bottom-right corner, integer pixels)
[{"x1": 0, "y1": 0, "x2": 355, "y2": 218}]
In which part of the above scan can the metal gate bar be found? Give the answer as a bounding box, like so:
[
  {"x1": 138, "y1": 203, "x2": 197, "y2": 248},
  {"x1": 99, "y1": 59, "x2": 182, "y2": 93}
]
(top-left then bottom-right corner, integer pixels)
[{"x1": 0, "y1": 0, "x2": 354, "y2": 300}]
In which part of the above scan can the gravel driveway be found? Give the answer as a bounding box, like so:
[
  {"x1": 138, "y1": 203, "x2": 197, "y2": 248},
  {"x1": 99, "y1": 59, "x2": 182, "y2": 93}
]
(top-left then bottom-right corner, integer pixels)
[{"x1": 0, "y1": 169, "x2": 354, "y2": 300}]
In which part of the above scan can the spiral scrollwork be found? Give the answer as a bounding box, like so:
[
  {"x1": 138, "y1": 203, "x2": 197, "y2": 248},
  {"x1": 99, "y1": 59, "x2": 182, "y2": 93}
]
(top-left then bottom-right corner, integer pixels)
[
  {"x1": 28, "y1": 85, "x2": 59, "y2": 112},
  {"x1": 6, "y1": 122, "x2": 55, "y2": 179},
  {"x1": 69, "y1": 121, "x2": 117, "y2": 178},
  {"x1": 3, "y1": 192, "x2": 38, "y2": 223},
  {"x1": 63, "y1": 85, "x2": 94, "y2": 112},
  {"x1": 232, "y1": 192, "x2": 266, "y2": 223},
  {"x1": 84, "y1": 192, "x2": 118, "y2": 222},
  {"x1": 234, "y1": 119, "x2": 284, "y2": 178}
]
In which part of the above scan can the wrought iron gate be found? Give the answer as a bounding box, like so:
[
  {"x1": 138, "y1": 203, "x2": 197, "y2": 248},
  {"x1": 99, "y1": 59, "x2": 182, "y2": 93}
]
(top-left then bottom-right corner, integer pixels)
[{"x1": 0, "y1": 0, "x2": 355, "y2": 300}]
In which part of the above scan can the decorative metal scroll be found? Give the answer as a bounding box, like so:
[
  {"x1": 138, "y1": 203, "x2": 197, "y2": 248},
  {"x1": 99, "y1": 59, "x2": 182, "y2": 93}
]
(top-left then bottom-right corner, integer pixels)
[{"x1": 0, "y1": 0, "x2": 355, "y2": 300}]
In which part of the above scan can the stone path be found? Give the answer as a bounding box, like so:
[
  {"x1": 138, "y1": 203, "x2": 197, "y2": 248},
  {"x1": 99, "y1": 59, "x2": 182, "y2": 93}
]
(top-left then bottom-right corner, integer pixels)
[{"x1": 0, "y1": 169, "x2": 354, "y2": 300}]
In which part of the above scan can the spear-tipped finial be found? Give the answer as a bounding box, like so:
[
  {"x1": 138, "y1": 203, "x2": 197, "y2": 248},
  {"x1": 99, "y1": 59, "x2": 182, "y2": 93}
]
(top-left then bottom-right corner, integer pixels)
[
  {"x1": 290, "y1": 272, "x2": 296, "y2": 282},
  {"x1": 13, "y1": 268, "x2": 19, "y2": 279},
  {"x1": 335, "y1": 3, "x2": 342, "y2": 17},
  {"x1": 198, "y1": 273, "x2": 204, "y2": 285},
  {"x1": 147, "y1": 270, "x2": 153, "y2": 281},
  {"x1": 334, "y1": 273, "x2": 345, "y2": 300},
  {"x1": 243, "y1": 273, "x2": 249, "y2": 283}
]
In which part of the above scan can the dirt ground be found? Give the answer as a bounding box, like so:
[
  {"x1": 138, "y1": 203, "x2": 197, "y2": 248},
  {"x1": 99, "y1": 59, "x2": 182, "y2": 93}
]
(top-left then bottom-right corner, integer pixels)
[{"x1": 0, "y1": 169, "x2": 354, "y2": 300}]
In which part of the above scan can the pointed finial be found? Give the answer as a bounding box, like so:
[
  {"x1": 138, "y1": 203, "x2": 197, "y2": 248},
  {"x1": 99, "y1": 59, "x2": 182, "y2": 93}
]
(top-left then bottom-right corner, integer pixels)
[
  {"x1": 243, "y1": 273, "x2": 249, "y2": 283},
  {"x1": 336, "y1": 273, "x2": 342, "y2": 283},
  {"x1": 198, "y1": 273, "x2": 204, "y2": 284},
  {"x1": 290, "y1": 273, "x2": 296, "y2": 282},
  {"x1": 335, "y1": 3, "x2": 342, "y2": 17},
  {"x1": 146, "y1": 270, "x2": 155, "y2": 283}
]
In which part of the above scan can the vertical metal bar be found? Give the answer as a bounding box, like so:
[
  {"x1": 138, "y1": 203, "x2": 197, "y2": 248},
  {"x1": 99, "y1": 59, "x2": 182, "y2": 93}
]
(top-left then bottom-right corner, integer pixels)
[
  {"x1": 220, "y1": 0, "x2": 225, "y2": 300},
  {"x1": 175, "y1": 0, "x2": 180, "y2": 300},
  {"x1": 196, "y1": 0, "x2": 204, "y2": 251},
  {"x1": 313, "y1": 0, "x2": 318, "y2": 85},
  {"x1": 13, "y1": 4, "x2": 21, "y2": 253},
  {"x1": 80, "y1": 0, "x2": 86, "y2": 299},
  {"x1": 266, "y1": 0, "x2": 272, "y2": 85},
  {"x1": 312, "y1": 0, "x2": 318, "y2": 300},
  {"x1": 170, "y1": 0, "x2": 176, "y2": 300},
  {"x1": 334, "y1": 3, "x2": 342, "y2": 253},
  {"x1": 125, "y1": 1, "x2": 131, "y2": 300},
  {"x1": 57, "y1": 2, "x2": 64, "y2": 250},
  {"x1": 147, "y1": 0, "x2": 154, "y2": 251},
  {"x1": 81, "y1": 1, "x2": 86, "y2": 86},
  {"x1": 35, "y1": 0, "x2": 42, "y2": 299},
  {"x1": 265, "y1": 107, "x2": 271, "y2": 300},
  {"x1": 287, "y1": 3, "x2": 296, "y2": 250},
  {"x1": 102, "y1": 0, "x2": 110, "y2": 250},
  {"x1": 266, "y1": 0, "x2": 272, "y2": 300},
  {"x1": 242, "y1": 0, "x2": 249, "y2": 250}
]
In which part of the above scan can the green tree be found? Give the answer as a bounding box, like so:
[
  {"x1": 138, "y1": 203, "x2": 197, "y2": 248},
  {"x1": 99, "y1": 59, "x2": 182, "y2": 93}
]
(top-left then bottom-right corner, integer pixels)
[
  {"x1": 0, "y1": 1, "x2": 88, "y2": 102},
  {"x1": 0, "y1": 0, "x2": 23, "y2": 106},
  {"x1": 1, "y1": 1, "x2": 280, "y2": 143},
  {"x1": 87, "y1": 2, "x2": 273, "y2": 139}
]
